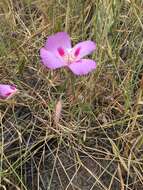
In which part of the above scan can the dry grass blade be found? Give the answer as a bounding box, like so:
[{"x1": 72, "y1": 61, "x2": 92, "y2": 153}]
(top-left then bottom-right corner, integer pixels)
[{"x1": 117, "y1": 164, "x2": 125, "y2": 190}]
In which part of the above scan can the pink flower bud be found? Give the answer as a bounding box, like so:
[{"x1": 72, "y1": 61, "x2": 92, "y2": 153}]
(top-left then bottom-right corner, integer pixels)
[{"x1": 0, "y1": 84, "x2": 18, "y2": 99}]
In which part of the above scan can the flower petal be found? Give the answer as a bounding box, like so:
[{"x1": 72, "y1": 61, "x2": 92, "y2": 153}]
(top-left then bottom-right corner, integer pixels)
[
  {"x1": 40, "y1": 48, "x2": 66, "y2": 69},
  {"x1": 68, "y1": 59, "x2": 96, "y2": 76},
  {"x1": 0, "y1": 84, "x2": 18, "y2": 99},
  {"x1": 45, "y1": 32, "x2": 71, "y2": 54},
  {"x1": 72, "y1": 40, "x2": 96, "y2": 59}
]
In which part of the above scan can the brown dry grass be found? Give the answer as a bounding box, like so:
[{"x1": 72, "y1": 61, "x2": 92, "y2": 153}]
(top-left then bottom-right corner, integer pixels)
[{"x1": 0, "y1": 0, "x2": 143, "y2": 189}]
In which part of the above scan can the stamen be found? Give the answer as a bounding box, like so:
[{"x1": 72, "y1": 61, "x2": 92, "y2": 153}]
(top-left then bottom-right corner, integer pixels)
[
  {"x1": 57, "y1": 47, "x2": 65, "y2": 56},
  {"x1": 74, "y1": 47, "x2": 81, "y2": 57}
]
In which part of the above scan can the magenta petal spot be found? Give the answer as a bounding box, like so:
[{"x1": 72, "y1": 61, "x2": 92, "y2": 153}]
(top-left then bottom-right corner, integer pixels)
[
  {"x1": 40, "y1": 48, "x2": 65, "y2": 69},
  {"x1": 74, "y1": 47, "x2": 81, "y2": 57},
  {"x1": 57, "y1": 47, "x2": 65, "y2": 56},
  {"x1": 45, "y1": 32, "x2": 71, "y2": 54},
  {"x1": 72, "y1": 41, "x2": 96, "y2": 59},
  {"x1": 10, "y1": 86, "x2": 16, "y2": 90},
  {"x1": 5, "y1": 92, "x2": 12, "y2": 96}
]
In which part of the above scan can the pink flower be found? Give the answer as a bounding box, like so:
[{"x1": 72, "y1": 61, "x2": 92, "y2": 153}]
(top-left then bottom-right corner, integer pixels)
[
  {"x1": 40, "y1": 32, "x2": 96, "y2": 75},
  {"x1": 0, "y1": 84, "x2": 18, "y2": 99}
]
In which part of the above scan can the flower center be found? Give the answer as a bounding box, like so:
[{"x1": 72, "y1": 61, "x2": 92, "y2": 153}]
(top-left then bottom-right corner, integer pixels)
[
  {"x1": 57, "y1": 47, "x2": 81, "y2": 65},
  {"x1": 63, "y1": 53, "x2": 75, "y2": 64}
]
